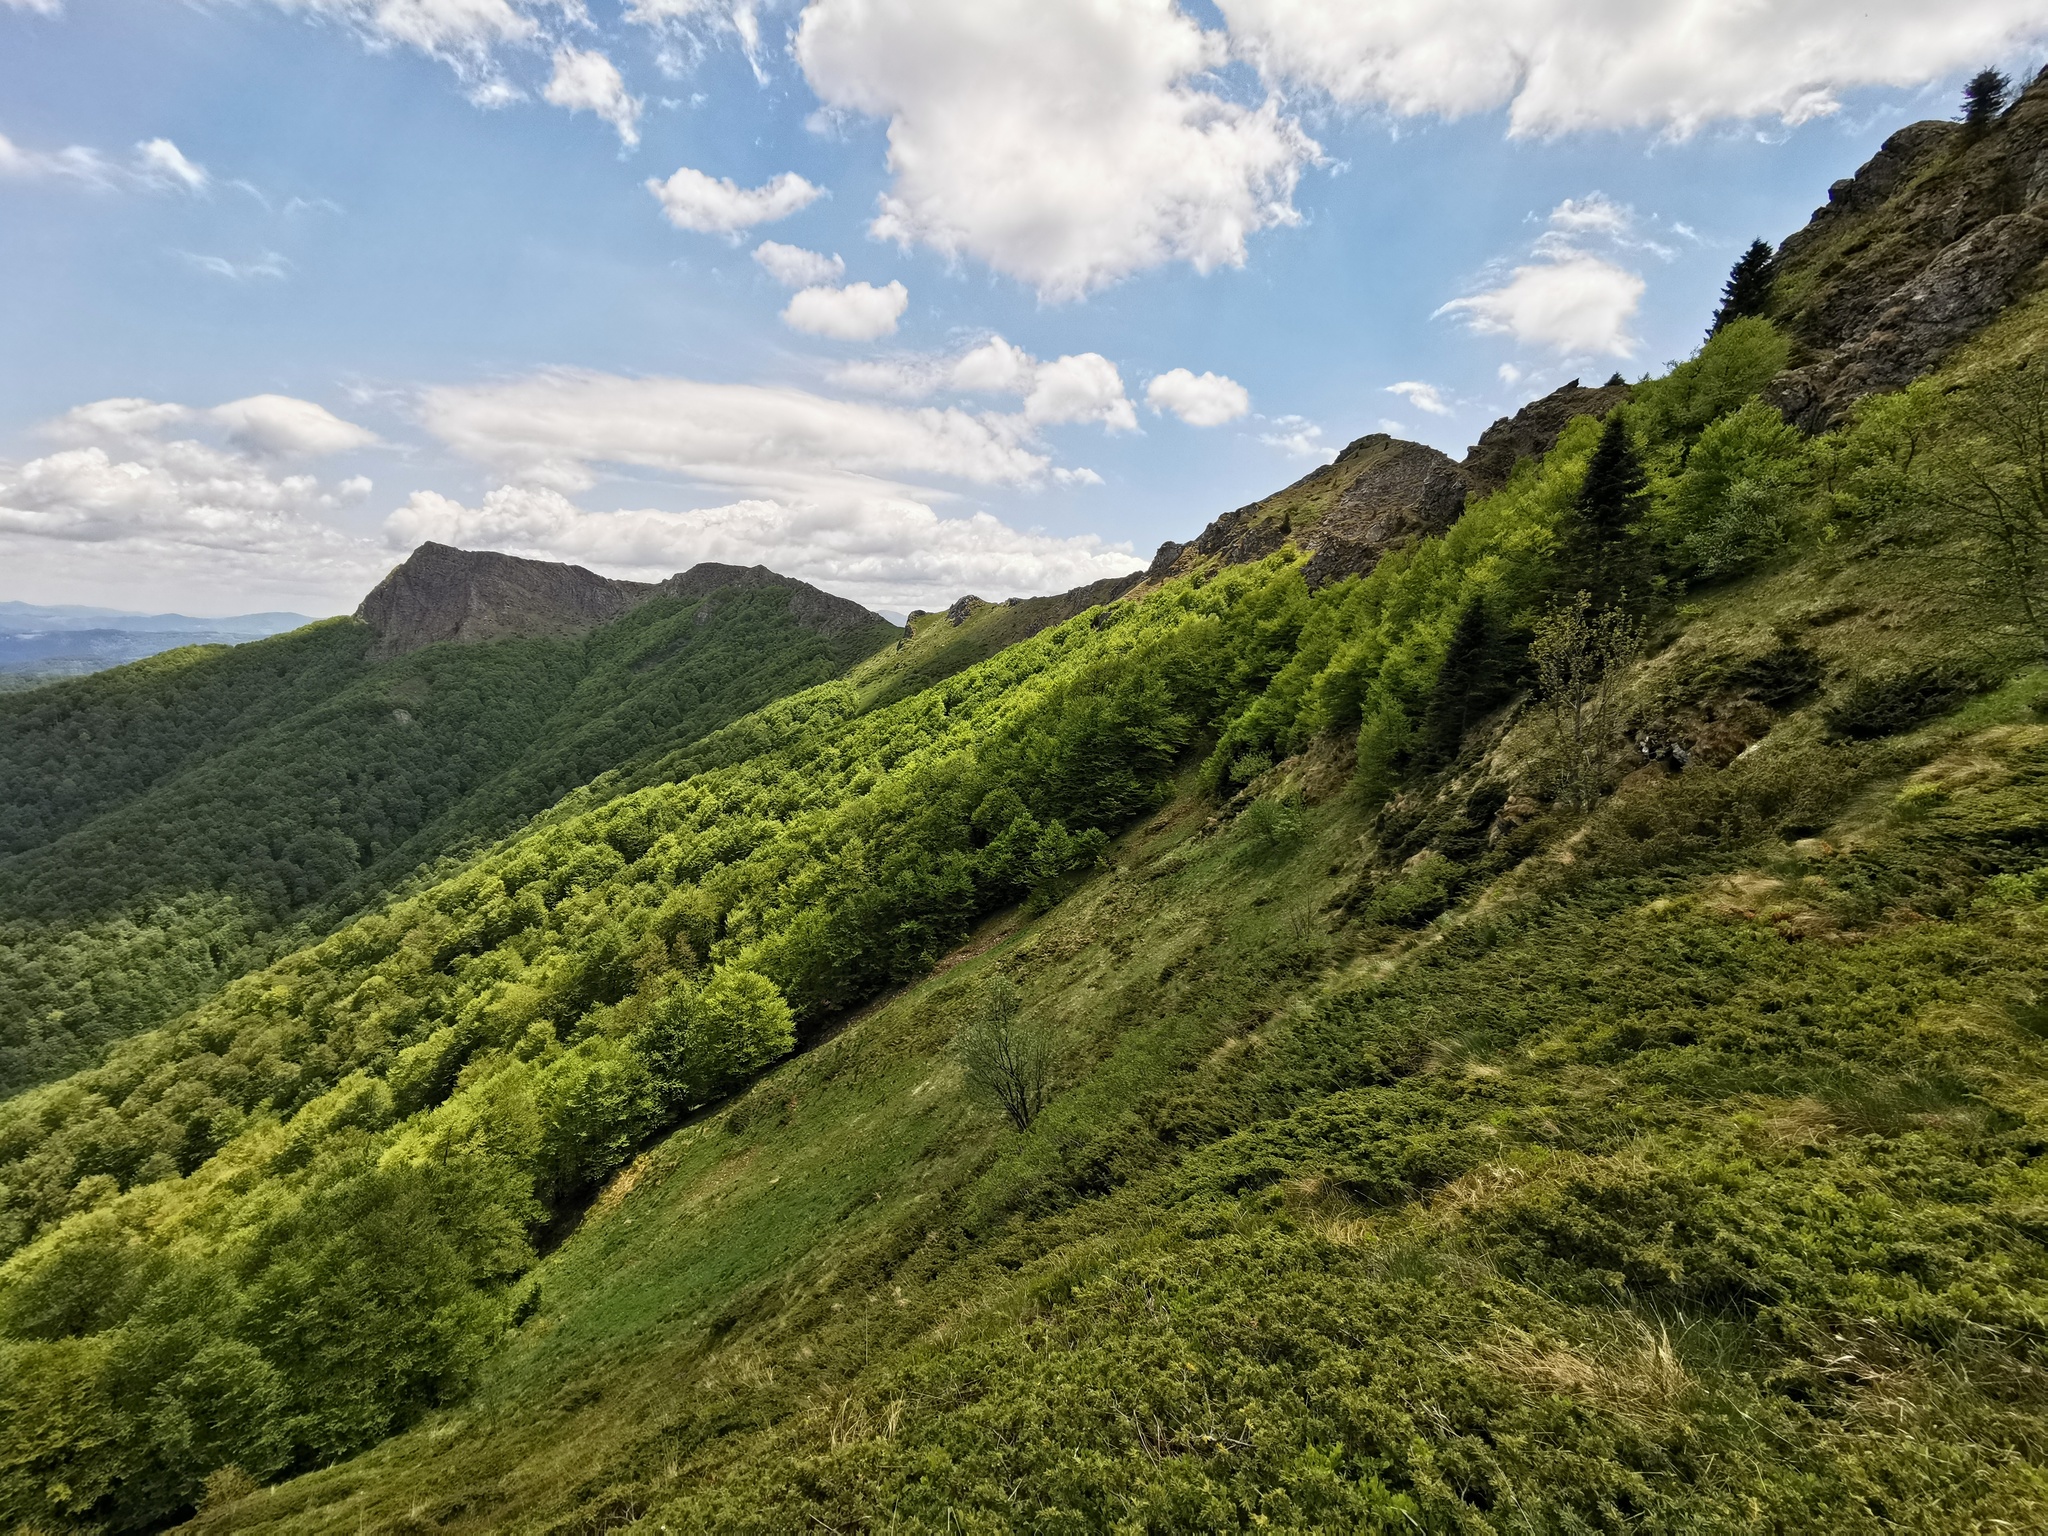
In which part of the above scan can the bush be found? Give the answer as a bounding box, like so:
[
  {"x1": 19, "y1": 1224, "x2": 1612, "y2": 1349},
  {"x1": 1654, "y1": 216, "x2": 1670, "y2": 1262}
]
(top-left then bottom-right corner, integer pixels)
[
  {"x1": 1664, "y1": 400, "x2": 1814, "y2": 577},
  {"x1": 1821, "y1": 663, "x2": 1982, "y2": 739},
  {"x1": 638, "y1": 966, "x2": 796, "y2": 1112}
]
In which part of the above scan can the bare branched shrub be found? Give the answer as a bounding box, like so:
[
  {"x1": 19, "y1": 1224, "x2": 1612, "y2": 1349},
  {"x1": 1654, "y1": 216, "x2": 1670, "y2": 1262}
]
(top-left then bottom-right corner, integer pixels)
[
  {"x1": 1531, "y1": 592, "x2": 1646, "y2": 812},
  {"x1": 1931, "y1": 363, "x2": 2048, "y2": 659},
  {"x1": 956, "y1": 977, "x2": 1053, "y2": 1132}
]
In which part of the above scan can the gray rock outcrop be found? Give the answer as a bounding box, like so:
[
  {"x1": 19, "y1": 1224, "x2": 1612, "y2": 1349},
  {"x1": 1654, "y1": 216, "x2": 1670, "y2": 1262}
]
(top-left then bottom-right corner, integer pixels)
[
  {"x1": 355, "y1": 543, "x2": 656, "y2": 659},
  {"x1": 1765, "y1": 69, "x2": 2048, "y2": 429},
  {"x1": 356, "y1": 545, "x2": 888, "y2": 658},
  {"x1": 1460, "y1": 378, "x2": 1631, "y2": 498}
]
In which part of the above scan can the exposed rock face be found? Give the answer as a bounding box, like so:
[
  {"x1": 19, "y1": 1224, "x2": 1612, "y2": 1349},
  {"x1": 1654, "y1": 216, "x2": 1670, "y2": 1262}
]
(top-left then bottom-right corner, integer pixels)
[
  {"x1": 355, "y1": 543, "x2": 656, "y2": 659},
  {"x1": 1158, "y1": 433, "x2": 1469, "y2": 590},
  {"x1": 356, "y1": 546, "x2": 888, "y2": 658},
  {"x1": 656, "y1": 563, "x2": 883, "y2": 636},
  {"x1": 1460, "y1": 379, "x2": 1631, "y2": 498},
  {"x1": 1766, "y1": 71, "x2": 2048, "y2": 429}
]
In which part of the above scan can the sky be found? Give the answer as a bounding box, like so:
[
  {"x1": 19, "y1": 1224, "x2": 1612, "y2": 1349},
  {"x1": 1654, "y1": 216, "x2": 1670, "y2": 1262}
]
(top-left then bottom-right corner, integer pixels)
[{"x1": 2, "y1": 2, "x2": 2045, "y2": 619}]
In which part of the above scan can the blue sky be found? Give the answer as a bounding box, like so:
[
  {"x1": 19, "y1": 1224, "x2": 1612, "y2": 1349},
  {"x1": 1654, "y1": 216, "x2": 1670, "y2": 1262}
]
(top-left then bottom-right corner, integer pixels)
[{"x1": 2, "y1": 1, "x2": 2044, "y2": 617}]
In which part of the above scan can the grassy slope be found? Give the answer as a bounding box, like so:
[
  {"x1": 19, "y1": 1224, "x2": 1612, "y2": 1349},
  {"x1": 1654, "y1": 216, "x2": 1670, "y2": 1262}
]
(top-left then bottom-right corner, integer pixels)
[
  {"x1": 0, "y1": 592, "x2": 897, "y2": 1096},
  {"x1": 197, "y1": 513, "x2": 2048, "y2": 1530}
]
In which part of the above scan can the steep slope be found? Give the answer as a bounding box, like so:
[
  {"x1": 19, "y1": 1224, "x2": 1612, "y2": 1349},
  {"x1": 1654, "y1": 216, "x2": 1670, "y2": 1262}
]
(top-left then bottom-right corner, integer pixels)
[
  {"x1": 1767, "y1": 66, "x2": 2048, "y2": 427},
  {"x1": 0, "y1": 551, "x2": 898, "y2": 1094},
  {"x1": 7, "y1": 99, "x2": 2048, "y2": 1534}
]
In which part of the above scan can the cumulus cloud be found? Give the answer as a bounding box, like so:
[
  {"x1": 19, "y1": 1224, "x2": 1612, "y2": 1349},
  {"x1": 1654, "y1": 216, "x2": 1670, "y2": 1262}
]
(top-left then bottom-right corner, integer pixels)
[
  {"x1": 781, "y1": 279, "x2": 909, "y2": 340},
  {"x1": 1385, "y1": 380, "x2": 1451, "y2": 417},
  {"x1": 1022, "y1": 353, "x2": 1137, "y2": 431},
  {"x1": 646, "y1": 165, "x2": 825, "y2": 233},
  {"x1": 794, "y1": 0, "x2": 1317, "y2": 299},
  {"x1": 1259, "y1": 415, "x2": 1328, "y2": 458},
  {"x1": 0, "y1": 395, "x2": 384, "y2": 607},
  {"x1": 1220, "y1": 0, "x2": 2048, "y2": 136},
  {"x1": 1146, "y1": 368, "x2": 1251, "y2": 427},
  {"x1": 543, "y1": 46, "x2": 642, "y2": 147},
  {"x1": 386, "y1": 481, "x2": 1137, "y2": 610},
  {"x1": 834, "y1": 336, "x2": 1137, "y2": 431},
  {"x1": 1438, "y1": 195, "x2": 1648, "y2": 357},
  {"x1": 210, "y1": 395, "x2": 380, "y2": 457},
  {"x1": 1438, "y1": 253, "x2": 1644, "y2": 357},
  {"x1": 753, "y1": 240, "x2": 844, "y2": 287}
]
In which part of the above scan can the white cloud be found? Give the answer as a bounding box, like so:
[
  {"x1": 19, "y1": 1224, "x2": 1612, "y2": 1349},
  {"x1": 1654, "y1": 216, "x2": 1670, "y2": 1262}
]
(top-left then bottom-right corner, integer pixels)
[
  {"x1": 1146, "y1": 368, "x2": 1250, "y2": 427},
  {"x1": 1439, "y1": 192, "x2": 1650, "y2": 357},
  {"x1": 833, "y1": 335, "x2": 1136, "y2": 431},
  {"x1": 646, "y1": 165, "x2": 825, "y2": 233},
  {"x1": 135, "y1": 138, "x2": 209, "y2": 191},
  {"x1": 0, "y1": 396, "x2": 384, "y2": 608},
  {"x1": 1220, "y1": 0, "x2": 2048, "y2": 136},
  {"x1": 386, "y1": 482, "x2": 1138, "y2": 610},
  {"x1": 0, "y1": 133, "x2": 109, "y2": 185},
  {"x1": 543, "y1": 46, "x2": 642, "y2": 147},
  {"x1": 949, "y1": 336, "x2": 1036, "y2": 396},
  {"x1": 1545, "y1": 192, "x2": 1629, "y2": 237},
  {"x1": 259, "y1": 0, "x2": 545, "y2": 69},
  {"x1": 180, "y1": 250, "x2": 291, "y2": 281},
  {"x1": 417, "y1": 367, "x2": 1055, "y2": 495},
  {"x1": 1259, "y1": 414, "x2": 1327, "y2": 458},
  {"x1": 1498, "y1": 363, "x2": 1522, "y2": 386},
  {"x1": 1023, "y1": 353, "x2": 1137, "y2": 431},
  {"x1": 794, "y1": 0, "x2": 1318, "y2": 299},
  {"x1": 781, "y1": 279, "x2": 909, "y2": 340},
  {"x1": 1385, "y1": 380, "x2": 1451, "y2": 417},
  {"x1": 210, "y1": 395, "x2": 380, "y2": 457},
  {"x1": 753, "y1": 240, "x2": 845, "y2": 287},
  {"x1": 1438, "y1": 252, "x2": 1645, "y2": 357}
]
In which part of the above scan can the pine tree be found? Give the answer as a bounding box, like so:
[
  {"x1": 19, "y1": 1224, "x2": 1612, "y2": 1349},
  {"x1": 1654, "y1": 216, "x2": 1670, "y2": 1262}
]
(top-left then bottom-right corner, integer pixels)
[
  {"x1": 1962, "y1": 68, "x2": 2010, "y2": 130},
  {"x1": 1709, "y1": 240, "x2": 1775, "y2": 336},
  {"x1": 1565, "y1": 412, "x2": 1650, "y2": 607},
  {"x1": 1417, "y1": 595, "x2": 1513, "y2": 767}
]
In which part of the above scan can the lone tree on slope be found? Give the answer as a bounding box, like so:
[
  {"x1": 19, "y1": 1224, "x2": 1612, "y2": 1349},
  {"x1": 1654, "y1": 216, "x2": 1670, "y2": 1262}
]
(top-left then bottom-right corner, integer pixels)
[
  {"x1": 1710, "y1": 240, "x2": 1775, "y2": 336},
  {"x1": 1565, "y1": 412, "x2": 1651, "y2": 607},
  {"x1": 1963, "y1": 68, "x2": 2010, "y2": 130}
]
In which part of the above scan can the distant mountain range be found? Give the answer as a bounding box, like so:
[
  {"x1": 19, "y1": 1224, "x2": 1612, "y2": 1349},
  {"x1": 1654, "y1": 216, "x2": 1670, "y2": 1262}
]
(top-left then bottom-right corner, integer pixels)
[{"x1": 0, "y1": 603, "x2": 314, "y2": 684}]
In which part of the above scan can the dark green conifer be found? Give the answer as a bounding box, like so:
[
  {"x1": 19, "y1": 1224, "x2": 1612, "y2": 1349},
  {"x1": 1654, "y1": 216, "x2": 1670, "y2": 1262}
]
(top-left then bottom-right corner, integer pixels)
[
  {"x1": 1962, "y1": 68, "x2": 2010, "y2": 129},
  {"x1": 1709, "y1": 240, "x2": 1775, "y2": 336},
  {"x1": 1418, "y1": 595, "x2": 1512, "y2": 767},
  {"x1": 1565, "y1": 412, "x2": 1650, "y2": 606}
]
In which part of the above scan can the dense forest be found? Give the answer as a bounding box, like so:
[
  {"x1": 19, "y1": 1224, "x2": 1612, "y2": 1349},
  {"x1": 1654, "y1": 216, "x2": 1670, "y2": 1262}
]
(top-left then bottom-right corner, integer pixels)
[
  {"x1": 0, "y1": 587, "x2": 898, "y2": 1096},
  {"x1": 4, "y1": 86, "x2": 2048, "y2": 1534}
]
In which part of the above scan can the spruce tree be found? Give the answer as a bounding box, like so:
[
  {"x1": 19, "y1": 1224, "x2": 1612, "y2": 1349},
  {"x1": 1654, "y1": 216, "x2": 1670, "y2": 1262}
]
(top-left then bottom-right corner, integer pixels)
[
  {"x1": 1566, "y1": 412, "x2": 1650, "y2": 607},
  {"x1": 1418, "y1": 595, "x2": 1511, "y2": 767},
  {"x1": 1962, "y1": 68, "x2": 2010, "y2": 129},
  {"x1": 1709, "y1": 240, "x2": 1775, "y2": 336}
]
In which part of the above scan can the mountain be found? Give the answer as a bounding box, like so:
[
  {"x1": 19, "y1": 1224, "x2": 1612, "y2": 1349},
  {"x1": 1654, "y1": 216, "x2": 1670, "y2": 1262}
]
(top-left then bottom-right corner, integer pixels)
[
  {"x1": 0, "y1": 605, "x2": 315, "y2": 688},
  {"x1": 7, "y1": 88, "x2": 2048, "y2": 1534},
  {"x1": 0, "y1": 549, "x2": 900, "y2": 1094}
]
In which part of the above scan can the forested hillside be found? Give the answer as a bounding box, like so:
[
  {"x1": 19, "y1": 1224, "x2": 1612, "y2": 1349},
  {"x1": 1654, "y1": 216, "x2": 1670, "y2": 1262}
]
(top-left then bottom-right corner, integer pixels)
[
  {"x1": 0, "y1": 574, "x2": 898, "y2": 1096},
  {"x1": 4, "y1": 81, "x2": 2048, "y2": 1534}
]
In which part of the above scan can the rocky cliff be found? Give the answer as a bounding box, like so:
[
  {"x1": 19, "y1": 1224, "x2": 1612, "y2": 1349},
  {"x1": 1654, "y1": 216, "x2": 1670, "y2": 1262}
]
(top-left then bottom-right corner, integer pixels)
[
  {"x1": 355, "y1": 543, "x2": 657, "y2": 659},
  {"x1": 356, "y1": 545, "x2": 888, "y2": 658},
  {"x1": 656, "y1": 563, "x2": 885, "y2": 636},
  {"x1": 1144, "y1": 377, "x2": 1629, "y2": 594},
  {"x1": 1767, "y1": 67, "x2": 2048, "y2": 428}
]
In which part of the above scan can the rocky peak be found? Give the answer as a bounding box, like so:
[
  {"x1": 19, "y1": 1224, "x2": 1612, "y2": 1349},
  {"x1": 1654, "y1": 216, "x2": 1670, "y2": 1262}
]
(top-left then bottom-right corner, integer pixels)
[
  {"x1": 1767, "y1": 68, "x2": 2048, "y2": 428},
  {"x1": 1460, "y1": 378, "x2": 1631, "y2": 498},
  {"x1": 655, "y1": 563, "x2": 885, "y2": 635},
  {"x1": 355, "y1": 543, "x2": 656, "y2": 659}
]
